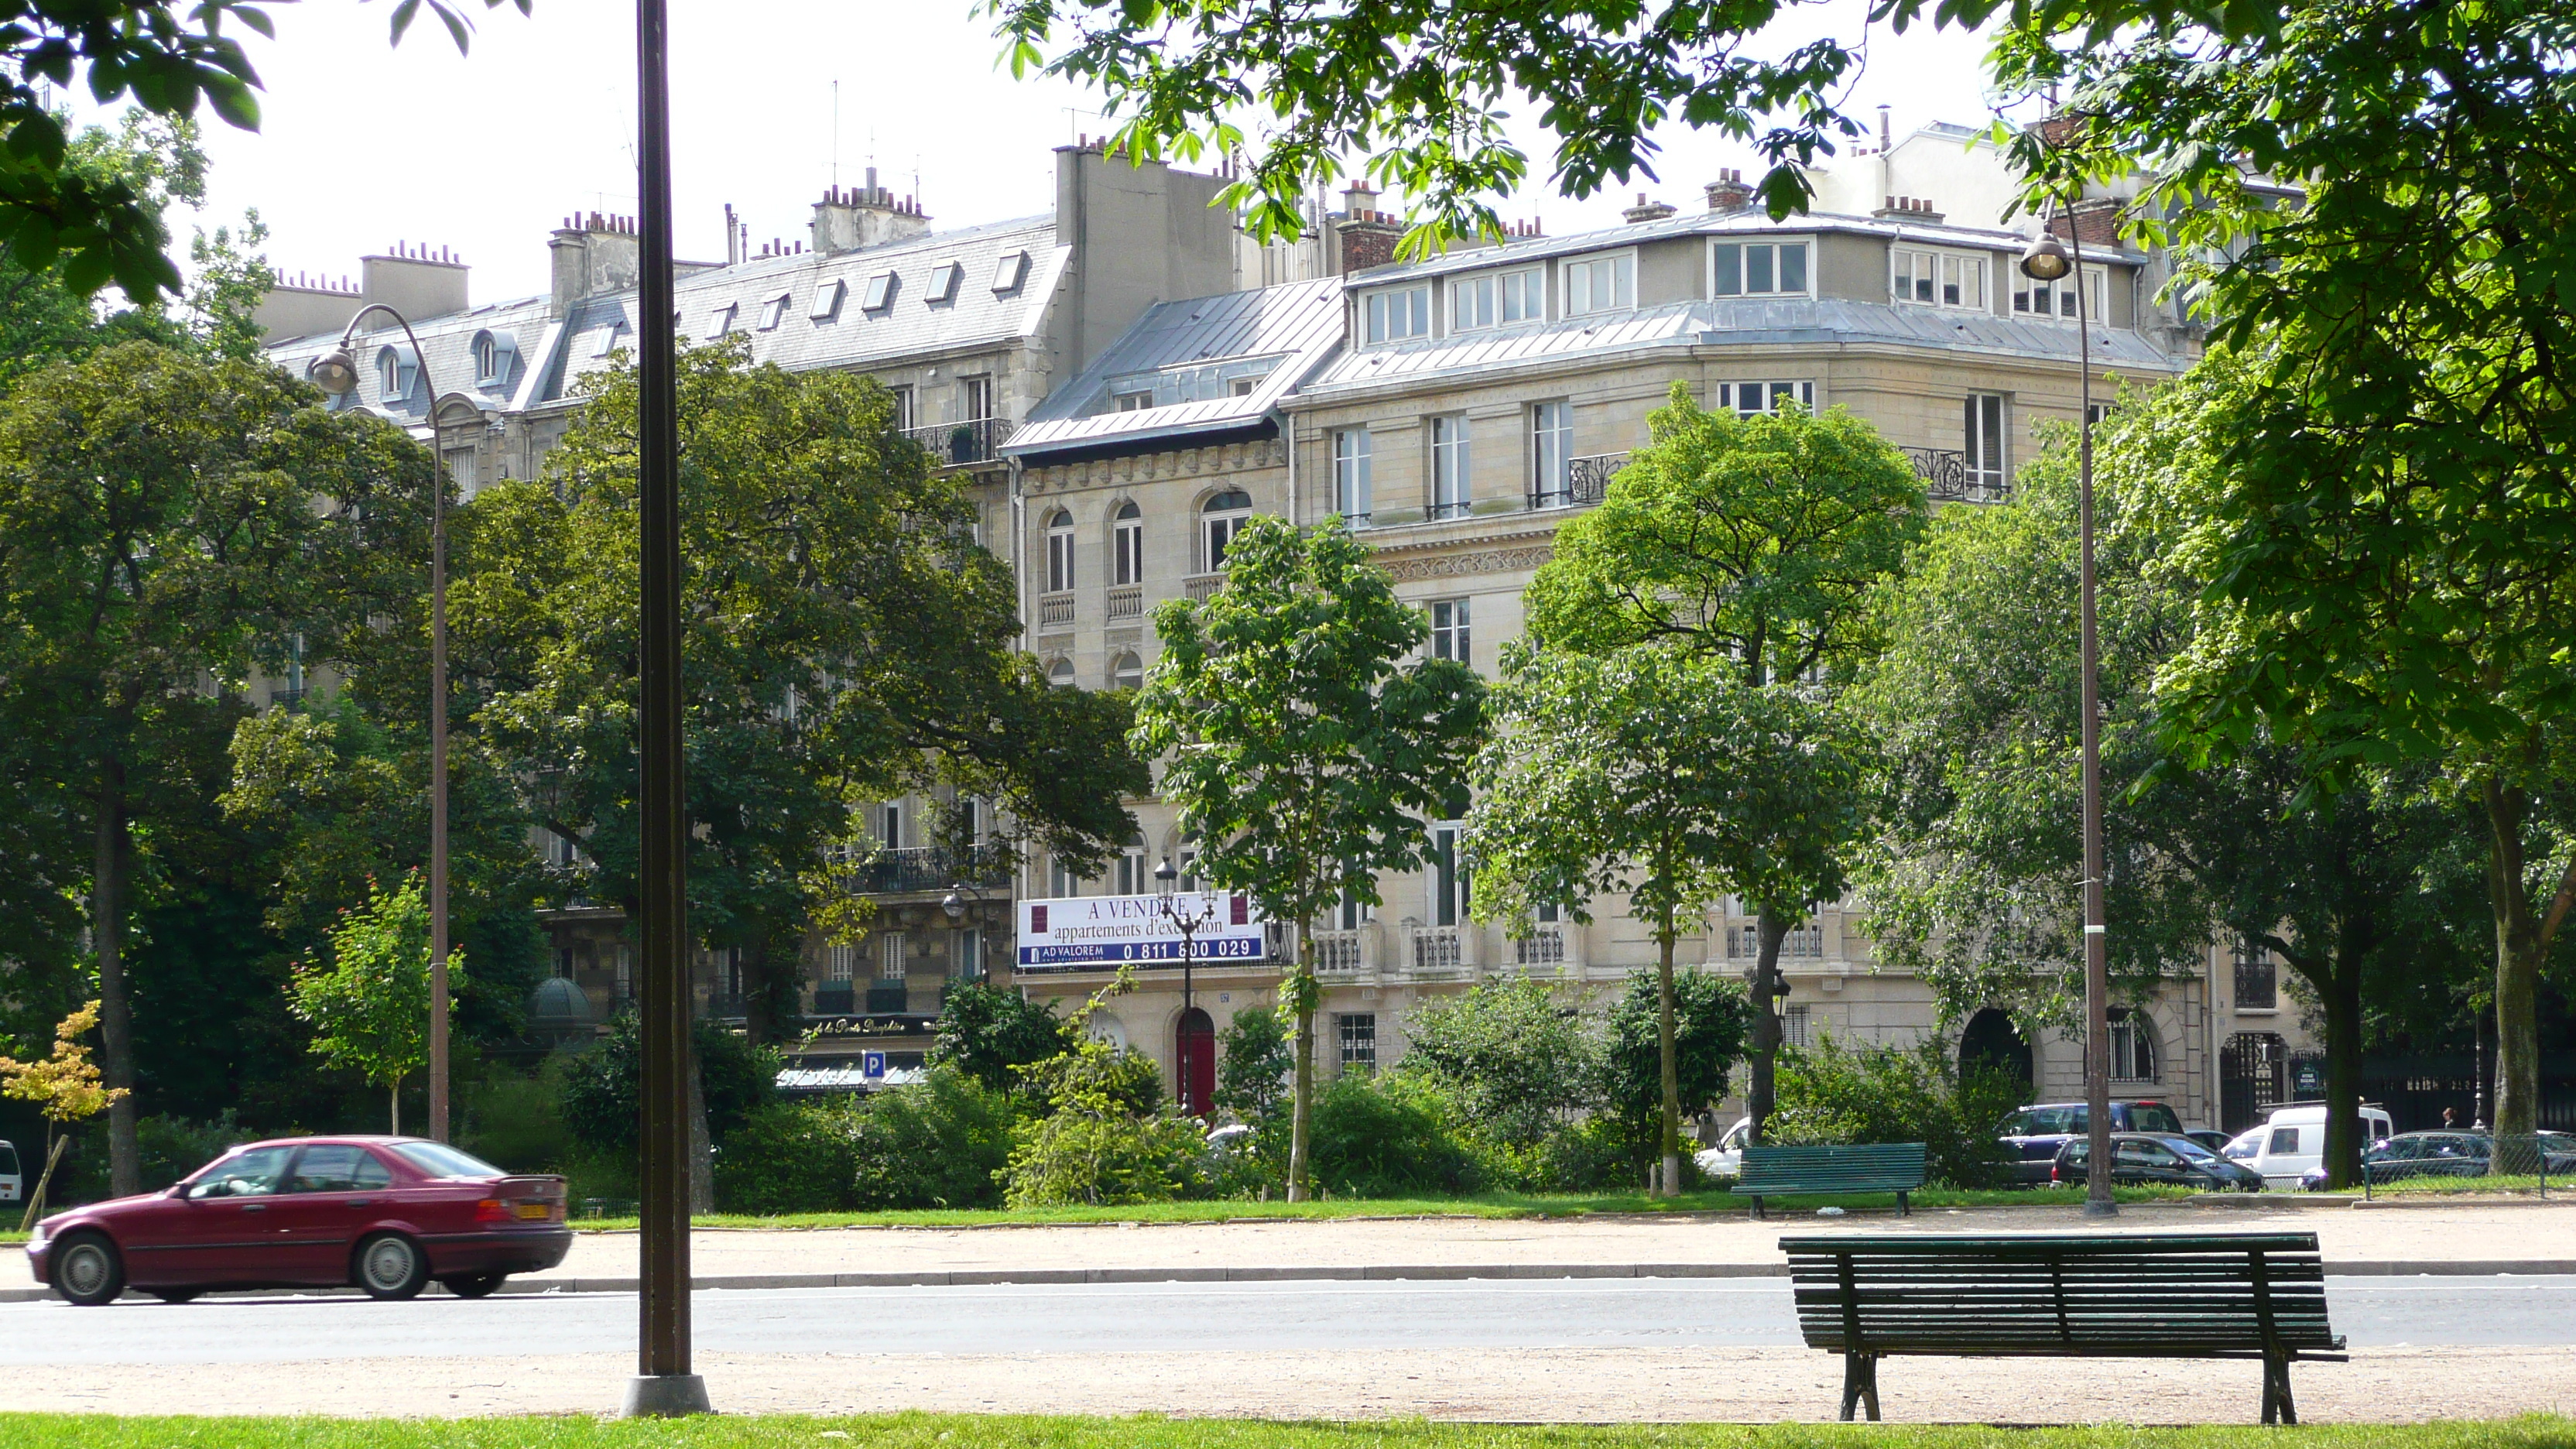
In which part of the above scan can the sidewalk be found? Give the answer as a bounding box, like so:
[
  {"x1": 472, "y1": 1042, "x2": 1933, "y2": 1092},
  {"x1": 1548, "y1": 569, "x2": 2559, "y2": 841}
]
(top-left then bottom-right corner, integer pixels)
[{"x1": 7, "y1": 1197, "x2": 2571, "y2": 1298}]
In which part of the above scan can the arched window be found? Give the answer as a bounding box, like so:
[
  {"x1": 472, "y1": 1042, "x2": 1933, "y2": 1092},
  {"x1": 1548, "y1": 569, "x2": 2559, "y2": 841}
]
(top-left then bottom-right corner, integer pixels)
[
  {"x1": 1046, "y1": 509, "x2": 1075, "y2": 594},
  {"x1": 1047, "y1": 657, "x2": 1075, "y2": 688},
  {"x1": 1111, "y1": 651, "x2": 1143, "y2": 690},
  {"x1": 1203, "y1": 488, "x2": 1253, "y2": 572},
  {"x1": 2108, "y1": 1007, "x2": 2159, "y2": 1082},
  {"x1": 1112, "y1": 501, "x2": 1144, "y2": 586},
  {"x1": 378, "y1": 348, "x2": 406, "y2": 400}
]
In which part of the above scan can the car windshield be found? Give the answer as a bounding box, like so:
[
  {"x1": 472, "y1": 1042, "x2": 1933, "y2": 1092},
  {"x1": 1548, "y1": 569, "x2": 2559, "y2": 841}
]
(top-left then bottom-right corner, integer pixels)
[
  {"x1": 0, "y1": 1141, "x2": 18, "y2": 1174},
  {"x1": 389, "y1": 1142, "x2": 505, "y2": 1179},
  {"x1": 2223, "y1": 1131, "x2": 2261, "y2": 1160},
  {"x1": 2166, "y1": 1137, "x2": 2221, "y2": 1163}
]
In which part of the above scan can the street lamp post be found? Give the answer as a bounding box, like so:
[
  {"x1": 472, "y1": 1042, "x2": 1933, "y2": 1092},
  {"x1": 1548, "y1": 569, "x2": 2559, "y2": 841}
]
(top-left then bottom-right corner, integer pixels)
[
  {"x1": 623, "y1": 0, "x2": 707, "y2": 1416},
  {"x1": 306, "y1": 305, "x2": 453, "y2": 1146},
  {"x1": 2019, "y1": 204, "x2": 2117, "y2": 1220},
  {"x1": 942, "y1": 879, "x2": 991, "y2": 981},
  {"x1": 1153, "y1": 858, "x2": 1219, "y2": 1115}
]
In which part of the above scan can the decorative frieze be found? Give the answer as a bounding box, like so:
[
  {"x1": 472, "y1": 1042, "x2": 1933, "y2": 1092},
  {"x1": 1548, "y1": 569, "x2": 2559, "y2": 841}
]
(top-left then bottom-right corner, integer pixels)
[{"x1": 1375, "y1": 545, "x2": 1556, "y2": 581}]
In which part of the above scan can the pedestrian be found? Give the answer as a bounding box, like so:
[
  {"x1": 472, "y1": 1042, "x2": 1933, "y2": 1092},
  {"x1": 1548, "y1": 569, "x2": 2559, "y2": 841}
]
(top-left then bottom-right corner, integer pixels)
[{"x1": 2442, "y1": 1106, "x2": 2461, "y2": 1132}]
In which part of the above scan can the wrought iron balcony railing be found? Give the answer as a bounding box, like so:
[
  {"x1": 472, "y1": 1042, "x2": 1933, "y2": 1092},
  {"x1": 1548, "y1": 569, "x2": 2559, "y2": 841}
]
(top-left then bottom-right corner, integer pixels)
[
  {"x1": 1902, "y1": 447, "x2": 2010, "y2": 504},
  {"x1": 902, "y1": 416, "x2": 1015, "y2": 468},
  {"x1": 840, "y1": 843, "x2": 1014, "y2": 896},
  {"x1": 1528, "y1": 451, "x2": 1629, "y2": 512}
]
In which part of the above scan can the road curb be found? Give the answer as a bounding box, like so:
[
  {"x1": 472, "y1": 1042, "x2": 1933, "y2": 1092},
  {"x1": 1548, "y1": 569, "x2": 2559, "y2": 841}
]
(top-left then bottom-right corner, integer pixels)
[{"x1": 5, "y1": 1257, "x2": 2566, "y2": 1304}]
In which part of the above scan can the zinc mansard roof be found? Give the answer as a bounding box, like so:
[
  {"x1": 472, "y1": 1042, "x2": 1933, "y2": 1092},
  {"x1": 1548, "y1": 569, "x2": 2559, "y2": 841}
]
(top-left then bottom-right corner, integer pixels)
[
  {"x1": 1302, "y1": 294, "x2": 2180, "y2": 399},
  {"x1": 1002, "y1": 276, "x2": 1347, "y2": 460},
  {"x1": 264, "y1": 214, "x2": 1070, "y2": 426}
]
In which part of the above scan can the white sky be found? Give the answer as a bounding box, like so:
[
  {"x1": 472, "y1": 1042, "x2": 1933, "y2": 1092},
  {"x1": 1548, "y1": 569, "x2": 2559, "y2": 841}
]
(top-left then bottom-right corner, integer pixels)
[{"x1": 129, "y1": 0, "x2": 2024, "y2": 304}]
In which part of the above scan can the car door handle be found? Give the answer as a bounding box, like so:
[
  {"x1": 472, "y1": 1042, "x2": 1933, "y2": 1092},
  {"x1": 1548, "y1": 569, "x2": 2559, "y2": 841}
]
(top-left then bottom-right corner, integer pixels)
[
  {"x1": 240, "y1": 1204, "x2": 267, "y2": 1213},
  {"x1": 347, "y1": 1198, "x2": 375, "y2": 1207}
]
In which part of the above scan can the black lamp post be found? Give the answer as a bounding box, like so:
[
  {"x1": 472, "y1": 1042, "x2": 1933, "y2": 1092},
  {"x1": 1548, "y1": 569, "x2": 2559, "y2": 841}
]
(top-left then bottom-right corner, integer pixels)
[
  {"x1": 2019, "y1": 211, "x2": 2115, "y2": 1220},
  {"x1": 1154, "y1": 857, "x2": 1219, "y2": 1114},
  {"x1": 942, "y1": 880, "x2": 991, "y2": 981},
  {"x1": 308, "y1": 305, "x2": 452, "y2": 1146},
  {"x1": 622, "y1": 0, "x2": 707, "y2": 1416}
]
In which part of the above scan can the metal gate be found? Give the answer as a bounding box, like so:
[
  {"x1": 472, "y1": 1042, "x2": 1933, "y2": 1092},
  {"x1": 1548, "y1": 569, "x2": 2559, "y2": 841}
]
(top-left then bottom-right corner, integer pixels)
[{"x1": 2221, "y1": 1032, "x2": 2289, "y2": 1134}]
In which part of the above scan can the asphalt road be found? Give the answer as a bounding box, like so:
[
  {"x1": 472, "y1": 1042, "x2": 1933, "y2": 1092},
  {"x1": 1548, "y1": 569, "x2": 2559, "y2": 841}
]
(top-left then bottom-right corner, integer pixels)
[{"x1": 3, "y1": 1275, "x2": 2571, "y2": 1366}]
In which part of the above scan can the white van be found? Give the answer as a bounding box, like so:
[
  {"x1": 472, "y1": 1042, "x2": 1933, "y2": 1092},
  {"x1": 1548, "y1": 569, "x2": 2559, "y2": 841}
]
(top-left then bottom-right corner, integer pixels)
[
  {"x1": 2221, "y1": 1104, "x2": 2393, "y2": 1187},
  {"x1": 0, "y1": 1138, "x2": 19, "y2": 1206}
]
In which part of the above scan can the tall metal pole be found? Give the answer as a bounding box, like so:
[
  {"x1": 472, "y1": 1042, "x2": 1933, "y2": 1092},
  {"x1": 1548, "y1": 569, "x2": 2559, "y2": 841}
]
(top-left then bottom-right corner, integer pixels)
[
  {"x1": 428, "y1": 382, "x2": 450, "y2": 1142},
  {"x1": 624, "y1": 0, "x2": 707, "y2": 1416},
  {"x1": 2071, "y1": 204, "x2": 2116, "y2": 1220}
]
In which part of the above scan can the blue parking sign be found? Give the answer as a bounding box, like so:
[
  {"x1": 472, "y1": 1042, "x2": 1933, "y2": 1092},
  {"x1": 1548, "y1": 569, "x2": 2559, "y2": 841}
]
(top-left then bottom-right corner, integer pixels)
[{"x1": 862, "y1": 1050, "x2": 886, "y2": 1081}]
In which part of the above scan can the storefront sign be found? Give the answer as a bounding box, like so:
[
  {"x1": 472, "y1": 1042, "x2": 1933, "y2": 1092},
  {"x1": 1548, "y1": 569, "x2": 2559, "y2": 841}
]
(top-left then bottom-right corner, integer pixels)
[{"x1": 1016, "y1": 891, "x2": 1266, "y2": 971}]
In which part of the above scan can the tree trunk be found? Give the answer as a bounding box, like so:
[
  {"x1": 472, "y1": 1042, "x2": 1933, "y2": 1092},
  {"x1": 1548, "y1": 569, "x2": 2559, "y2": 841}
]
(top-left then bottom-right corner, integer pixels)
[
  {"x1": 92, "y1": 779, "x2": 140, "y2": 1198},
  {"x1": 2482, "y1": 779, "x2": 2544, "y2": 1166},
  {"x1": 2321, "y1": 956, "x2": 2365, "y2": 1190},
  {"x1": 1286, "y1": 950, "x2": 1317, "y2": 1202},
  {"x1": 390, "y1": 1074, "x2": 402, "y2": 1136},
  {"x1": 1655, "y1": 920, "x2": 1680, "y2": 1198},
  {"x1": 1747, "y1": 912, "x2": 1789, "y2": 1146},
  {"x1": 19, "y1": 1134, "x2": 69, "y2": 1233}
]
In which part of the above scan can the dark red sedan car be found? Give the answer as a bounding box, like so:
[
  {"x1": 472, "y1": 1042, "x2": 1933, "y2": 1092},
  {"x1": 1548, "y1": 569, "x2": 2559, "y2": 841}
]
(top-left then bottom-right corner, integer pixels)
[{"x1": 25, "y1": 1136, "x2": 570, "y2": 1305}]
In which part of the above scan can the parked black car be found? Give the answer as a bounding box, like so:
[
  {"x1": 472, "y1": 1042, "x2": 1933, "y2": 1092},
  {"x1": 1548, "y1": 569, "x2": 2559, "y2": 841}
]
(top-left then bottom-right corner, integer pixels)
[
  {"x1": 2184, "y1": 1129, "x2": 2234, "y2": 1156},
  {"x1": 1999, "y1": 1101, "x2": 2192, "y2": 1186},
  {"x1": 2054, "y1": 1133, "x2": 2266, "y2": 1192},
  {"x1": 2298, "y1": 1130, "x2": 2576, "y2": 1190}
]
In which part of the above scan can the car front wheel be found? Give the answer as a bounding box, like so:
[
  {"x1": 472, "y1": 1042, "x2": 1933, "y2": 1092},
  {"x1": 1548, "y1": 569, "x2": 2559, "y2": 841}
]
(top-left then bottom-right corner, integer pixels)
[
  {"x1": 355, "y1": 1233, "x2": 429, "y2": 1301},
  {"x1": 52, "y1": 1233, "x2": 125, "y2": 1307}
]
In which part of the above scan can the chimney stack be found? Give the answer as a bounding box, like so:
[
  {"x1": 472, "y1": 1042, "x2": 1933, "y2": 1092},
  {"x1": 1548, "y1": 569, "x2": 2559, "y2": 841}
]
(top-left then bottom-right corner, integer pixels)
[
  {"x1": 1872, "y1": 195, "x2": 1946, "y2": 224},
  {"x1": 1704, "y1": 169, "x2": 1756, "y2": 214},
  {"x1": 550, "y1": 211, "x2": 642, "y2": 318},
  {"x1": 1623, "y1": 192, "x2": 1678, "y2": 224},
  {"x1": 358, "y1": 240, "x2": 470, "y2": 323},
  {"x1": 810, "y1": 166, "x2": 931, "y2": 255}
]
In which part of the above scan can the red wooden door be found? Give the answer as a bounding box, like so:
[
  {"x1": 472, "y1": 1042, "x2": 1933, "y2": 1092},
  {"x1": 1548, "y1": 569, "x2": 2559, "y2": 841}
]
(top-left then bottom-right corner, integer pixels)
[{"x1": 1176, "y1": 1008, "x2": 1216, "y2": 1117}]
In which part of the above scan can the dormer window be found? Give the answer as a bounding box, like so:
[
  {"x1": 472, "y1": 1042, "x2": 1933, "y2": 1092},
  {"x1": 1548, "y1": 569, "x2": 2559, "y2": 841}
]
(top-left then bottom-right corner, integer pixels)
[
  {"x1": 862, "y1": 272, "x2": 896, "y2": 311},
  {"x1": 1714, "y1": 239, "x2": 1810, "y2": 297},
  {"x1": 758, "y1": 293, "x2": 792, "y2": 331},
  {"x1": 470, "y1": 330, "x2": 516, "y2": 386},
  {"x1": 1362, "y1": 285, "x2": 1431, "y2": 345},
  {"x1": 591, "y1": 320, "x2": 628, "y2": 358},
  {"x1": 1561, "y1": 252, "x2": 1635, "y2": 315},
  {"x1": 927, "y1": 261, "x2": 963, "y2": 303},
  {"x1": 810, "y1": 279, "x2": 847, "y2": 320},
  {"x1": 375, "y1": 344, "x2": 416, "y2": 402},
  {"x1": 992, "y1": 251, "x2": 1029, "y2": 292},
  {"x1": 1451, "y1": 267, "x2": 1543, "y2": 331},
  {"x1": 709, "y1": 302, "x2": 739, "y2": 336}
]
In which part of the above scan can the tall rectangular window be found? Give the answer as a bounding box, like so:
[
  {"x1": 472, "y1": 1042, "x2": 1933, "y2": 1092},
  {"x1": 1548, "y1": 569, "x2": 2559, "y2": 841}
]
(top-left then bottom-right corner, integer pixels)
[
  {"x1": 1430, "y1": 823, "x2": 1470, "y2": 927},
  {"x1": 1783, "y1": 1004, "x2": 1813, "y2": 1049},
  {"x1": 1531, "y1": 401, "x2": 1574, "y2": 505},
  {"x1": 1712, "y1": 240, "x2": 1809, "y2": 297},
  {"x1": 1337, "y1": 1013, "x2": 1378, "y2": 1071},
  {"x1": 1965, "y1": 393, "x2": 2006, "y2": 492},
  {"x1": 954, "y1": 928, "x2": 982, "y2": 981},
  {"x1": 1048, "y1": 858, "x2": 1078, "y2": 898},
  {"x1": 961, "y1": 376, "x2": 994, "y2": 422},
  {"x1": 1429, "y1": 598, "x2": 1471, "y2": 666},
  {"x1": 1334, "y1": 428, "x2": 1373, "y2": 523},
  {"x1": 889, "y1": 385, "x2": 915, "y2": 433},
  {"x1": 1364, "y1": 286, "x2": 1431, "y2": 344},
  {"x1": 1046, "y1": 513, "x2": 1075, "y2": 594},
  {"x1": 2235, "y1": 942, "x2": 2278, "y2": 1011},
  {"x1": 879, "y1": 801, "x2": 903, "y2": 848},
  {"x1": 1430, "y1": 416, "x2": 1471, "y2": 519},
  {"x1": 1562, "y1": 253, "x2": 1634, "y2": 315},
  {"x1": 879, "y1": 932, "x2": 906, "y2": 981},
  {"x1": 1114, "y1": 508, "x2": 1143, "y2": 586},
  {"x1": 2012, "y1": 267, "x2": 2107, "y2": 321},
  {"x1": 1115, "y1": 844, "x2": 1148, "y2": 896}
]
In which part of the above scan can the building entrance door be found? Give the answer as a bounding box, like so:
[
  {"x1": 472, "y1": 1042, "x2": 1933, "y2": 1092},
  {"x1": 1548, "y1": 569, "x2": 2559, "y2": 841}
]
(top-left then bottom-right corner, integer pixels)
[
  {"x1": 1958, "y1": 1008, "x2": 2033, "y2": 1092},
  {"x1": 2221, "y1": 1032, "x2": 2289, "y2": 1134},
  {"x1": 1175, "y1": 1008, "x2": 1215, "y2": 1117}
]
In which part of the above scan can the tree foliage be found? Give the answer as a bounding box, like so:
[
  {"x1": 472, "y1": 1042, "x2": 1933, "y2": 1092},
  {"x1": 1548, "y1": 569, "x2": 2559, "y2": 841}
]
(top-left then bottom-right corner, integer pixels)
[
  {"x1": 1402, "y1": 975, "x2": 1597, "y2": 1149},
  {"x1": 929, "y1": 980, "x2": 1069, "y2": 1100},
  {"x1": 453, "y1": 341, "x2": 1142, "y2": 1041},
  {"x1": 0, "y1": 1000, "x2": 125, "y2": 1126},
  {"x1": 285, "y1": 872, "x2": 461, "y2": 1129},
  {"x1": 557, "y1": 1009, "x2": 779, "y2": 1154},
  {"x1": 1129, "y1": 513, "x2": 1484, "y2": 1198},
  {"x1": 1769, "y1": 1032, "x2": 2025, "y2": 1189},
  {"x1": 1526, "y1": 385, "x2": 1926, "y2": 683},
  {"x1": 1598, "y1": 967, "x2": 1748, "y2": 1170}
]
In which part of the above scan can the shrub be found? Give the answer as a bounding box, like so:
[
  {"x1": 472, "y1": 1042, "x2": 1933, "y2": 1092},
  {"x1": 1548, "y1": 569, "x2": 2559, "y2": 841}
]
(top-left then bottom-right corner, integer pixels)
[
  {"x1": 1402, "y1": 975, "x2": 1598, "y2": 1149},
  {"x1": 1599, "y1": 968, "x2": 1749, "y2": 1173},
  {"x1": 930, "y1": 982, "x2": 1068, "y2": 1100},
  {"x1": 1769, "y1": 1031, "x2": 2026, "y2": 1187},
  {"x1": 1213, "y1": 1005, "x2": 1292, "y2": 1184},
  {"x1": 559, "y1": 1011, "x2": 779, "y2": 1151},
  {"x1": 459, "y1": 1057, "x2": 573, "y2": 1173},
  {"x1": 1308, "y1": 1070, "x2": 1475, "y2": 1197},
  {"x1": 850, "y1": 1066, "x2": 1019, "y2": 1210},
  {"x1": 714, "y1": 1098, "x2": 866, "y2": 1214},
  {"x1": 1001, "y1": 1107, "x2": 1211, "y2": 1207}
]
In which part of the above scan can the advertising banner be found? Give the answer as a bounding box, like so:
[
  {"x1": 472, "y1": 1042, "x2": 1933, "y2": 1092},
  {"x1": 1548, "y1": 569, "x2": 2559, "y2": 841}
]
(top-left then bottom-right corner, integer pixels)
[{"x1": 1015, "y1": 891, "x2": 1267, "y2": 971}]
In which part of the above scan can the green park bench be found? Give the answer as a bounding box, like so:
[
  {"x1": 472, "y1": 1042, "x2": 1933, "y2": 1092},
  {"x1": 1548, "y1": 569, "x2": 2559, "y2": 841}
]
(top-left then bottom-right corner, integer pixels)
[
  {"x1": 1738, "y1": 1142, "x2": 1927, "y2": 1218},
  {"x1": 1780, "y1": 1231, "x2": 2347, "y2": 1424}
]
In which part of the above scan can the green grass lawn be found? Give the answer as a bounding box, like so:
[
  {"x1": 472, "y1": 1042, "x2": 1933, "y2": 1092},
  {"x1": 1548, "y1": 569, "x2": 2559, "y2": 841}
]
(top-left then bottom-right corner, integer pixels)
[
  {"x1": 4, "y1": 1415, "x2": 2573, "y2": 1449},
  {"x1": 553, "y1": 1184, "x2": 2212, "y2": 1232}
]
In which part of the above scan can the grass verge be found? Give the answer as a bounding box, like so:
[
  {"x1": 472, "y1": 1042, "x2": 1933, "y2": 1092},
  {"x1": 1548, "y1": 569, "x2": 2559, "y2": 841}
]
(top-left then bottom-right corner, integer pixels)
[
  {"x1": 4, "y1": 1415, "x2": 2574, "y2": 1449},
  {"x1": 557, "y1": 1185, "x2": 2210, "y2": 1232}
]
